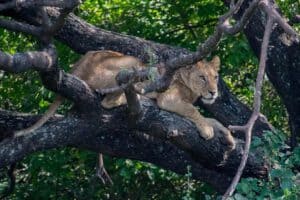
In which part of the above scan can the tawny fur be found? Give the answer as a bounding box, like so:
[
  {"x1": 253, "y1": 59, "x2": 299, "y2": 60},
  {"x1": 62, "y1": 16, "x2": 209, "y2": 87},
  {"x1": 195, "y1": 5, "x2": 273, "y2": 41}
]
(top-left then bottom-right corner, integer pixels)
[{"x1": 14, "y1": 50, "x2": 235, "y2": 149}]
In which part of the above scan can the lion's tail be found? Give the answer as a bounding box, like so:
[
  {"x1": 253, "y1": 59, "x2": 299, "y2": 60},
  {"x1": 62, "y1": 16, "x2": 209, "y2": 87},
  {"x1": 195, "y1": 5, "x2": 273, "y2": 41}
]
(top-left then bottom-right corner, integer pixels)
[{"x1": 14, "y1": 96, "x2": 64, "y2": 137}]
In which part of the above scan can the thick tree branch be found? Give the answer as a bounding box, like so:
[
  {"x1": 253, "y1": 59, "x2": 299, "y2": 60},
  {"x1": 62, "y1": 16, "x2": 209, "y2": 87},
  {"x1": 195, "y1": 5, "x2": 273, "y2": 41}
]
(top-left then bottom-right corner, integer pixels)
[
  {"x1": 0, "y1": 97, "x2": 268, "y2": 193},
  {"x1": 0, "y1": 1, "x2": 15, "y2": 11},
  {"x1": 0, "y1": 0, "x2": 80, "y2": 43},
  {"x1": 0, "y1": 17, "x2": 42, "y2": 37},
  {"x1": 0, "y1": 0, "x2": 80, "y2": 10},
  {"x1": 0, "y1": 44, "x2": 56, "y2": 73},
  {"x1": 40, "y1": 70, "x2": 98, "y2": 111}
]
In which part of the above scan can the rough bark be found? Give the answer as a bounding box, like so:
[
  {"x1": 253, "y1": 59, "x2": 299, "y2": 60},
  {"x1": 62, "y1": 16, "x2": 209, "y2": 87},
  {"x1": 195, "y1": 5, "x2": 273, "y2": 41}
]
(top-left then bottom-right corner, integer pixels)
[{"x1": 0, "y1": 97, "x2": 267, "y2": 193}]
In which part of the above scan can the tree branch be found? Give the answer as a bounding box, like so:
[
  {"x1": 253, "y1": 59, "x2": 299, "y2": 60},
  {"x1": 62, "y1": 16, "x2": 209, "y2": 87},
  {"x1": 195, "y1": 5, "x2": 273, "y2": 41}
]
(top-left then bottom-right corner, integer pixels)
[
  {"x1": 0, "y1": 0, "x2": 80, "y2": 10},
  {"x1": 0, "y1": 44, "x2": 56, "y2": 73},
  {"x1": 116, "y1": 69, "x2": 143, "y2": 124},
  {"x1": 259, "y1": 0, "x2": 299, "y2": 42},
  {"x1": 0, "y1": 98, "x2": 268, "y2": 193},
  {"x1": 0, "y1": 17, "x2": 42, "y2": 37}
]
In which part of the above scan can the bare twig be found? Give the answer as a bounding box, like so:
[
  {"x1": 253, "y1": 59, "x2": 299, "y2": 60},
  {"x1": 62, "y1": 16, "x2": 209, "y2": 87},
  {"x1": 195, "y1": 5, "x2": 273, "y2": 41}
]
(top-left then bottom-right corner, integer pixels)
[
  {"x1": 221, "y1": 0, "x2": 259, "y2": 35},
  {"x1": 222, "y1": 14, "x2": 274, "y2": 200},
  {"x1": 96, "y1": 154, "x2": 113, "y2": 185}
]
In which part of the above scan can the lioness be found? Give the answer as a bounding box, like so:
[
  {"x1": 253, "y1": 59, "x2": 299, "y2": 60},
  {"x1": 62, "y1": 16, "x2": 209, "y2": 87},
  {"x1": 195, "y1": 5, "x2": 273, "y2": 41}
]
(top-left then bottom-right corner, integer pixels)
[{"x1": 15, "y1": 50, "x2": 235, "y2": 148}]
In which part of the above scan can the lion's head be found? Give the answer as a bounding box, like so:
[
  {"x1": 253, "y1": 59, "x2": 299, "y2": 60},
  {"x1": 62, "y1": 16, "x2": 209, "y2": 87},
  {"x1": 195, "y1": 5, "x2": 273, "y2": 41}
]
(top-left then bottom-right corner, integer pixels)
[{"x1": 185, "y1": 56, "x2": 220, "y2": 104}]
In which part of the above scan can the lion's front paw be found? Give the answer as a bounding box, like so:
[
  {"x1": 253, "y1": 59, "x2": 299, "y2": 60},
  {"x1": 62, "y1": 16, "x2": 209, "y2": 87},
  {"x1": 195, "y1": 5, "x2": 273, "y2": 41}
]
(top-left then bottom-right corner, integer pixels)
[{"x1": 196, "y1": 124, "x2": 214, "y2": 140}]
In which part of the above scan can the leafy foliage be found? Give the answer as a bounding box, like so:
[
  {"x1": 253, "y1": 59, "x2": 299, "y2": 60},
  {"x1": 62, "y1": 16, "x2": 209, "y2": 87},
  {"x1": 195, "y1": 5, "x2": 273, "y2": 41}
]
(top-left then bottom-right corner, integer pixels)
[
  {"x1": 233, "y1": 131, "x2": 300, "y2": 200},
  {"x1": 0, "y1": 0, "x2": 299, "y2": 199}
]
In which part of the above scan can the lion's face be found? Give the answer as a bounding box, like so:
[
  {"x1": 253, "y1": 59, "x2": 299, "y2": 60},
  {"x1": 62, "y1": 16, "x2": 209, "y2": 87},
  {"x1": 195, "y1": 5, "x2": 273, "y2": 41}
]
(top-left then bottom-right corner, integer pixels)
[{"x1": 188, "y1": 56, "x2": 220, "y2": 104}]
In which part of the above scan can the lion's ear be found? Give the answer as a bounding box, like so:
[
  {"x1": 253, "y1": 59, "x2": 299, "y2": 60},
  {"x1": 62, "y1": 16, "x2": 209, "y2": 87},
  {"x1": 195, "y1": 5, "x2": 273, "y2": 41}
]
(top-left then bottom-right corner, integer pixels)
[
  {"x1": 196, "y1": 60, "x2": 205, "y2": 68},
  {"x1": 211, "y1": 56, "x2": 220, "y2": 71}
]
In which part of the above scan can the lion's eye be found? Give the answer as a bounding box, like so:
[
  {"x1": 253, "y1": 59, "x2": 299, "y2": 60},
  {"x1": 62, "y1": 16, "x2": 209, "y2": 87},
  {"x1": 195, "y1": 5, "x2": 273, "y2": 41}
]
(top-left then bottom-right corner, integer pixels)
[
  {"x1": 199, "y1": 75, "x2": 206, "y2": 81},
  {"x1": 215, "y1": 76, "x2": 219, "y2": 80}
]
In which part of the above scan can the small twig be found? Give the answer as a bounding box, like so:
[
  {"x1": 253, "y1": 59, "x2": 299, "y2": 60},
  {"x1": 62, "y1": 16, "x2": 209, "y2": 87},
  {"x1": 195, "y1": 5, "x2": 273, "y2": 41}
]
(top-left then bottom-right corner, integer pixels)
[
  {"x1": 221, "y1": 0, "x2": 260, "y2": 35},
  {"x1": 96, "y1": 154, "x2": 113, "y2": 185},
  {"x1": 222, "y1": 15, "x2": 274, "y2": 200}
]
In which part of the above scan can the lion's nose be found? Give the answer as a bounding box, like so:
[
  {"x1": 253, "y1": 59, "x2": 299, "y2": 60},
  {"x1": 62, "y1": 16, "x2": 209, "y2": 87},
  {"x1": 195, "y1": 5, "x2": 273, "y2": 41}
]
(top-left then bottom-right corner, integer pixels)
[{"x1": 209, "y1": 91, "x2": 216, "y2": 96}]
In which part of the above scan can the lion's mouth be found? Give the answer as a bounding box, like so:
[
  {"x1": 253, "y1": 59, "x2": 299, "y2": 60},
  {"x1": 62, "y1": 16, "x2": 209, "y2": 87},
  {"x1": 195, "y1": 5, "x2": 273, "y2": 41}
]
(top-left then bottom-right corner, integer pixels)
[{"x1": 201, "y1": 97, "x2": 216, "y2": 104}]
